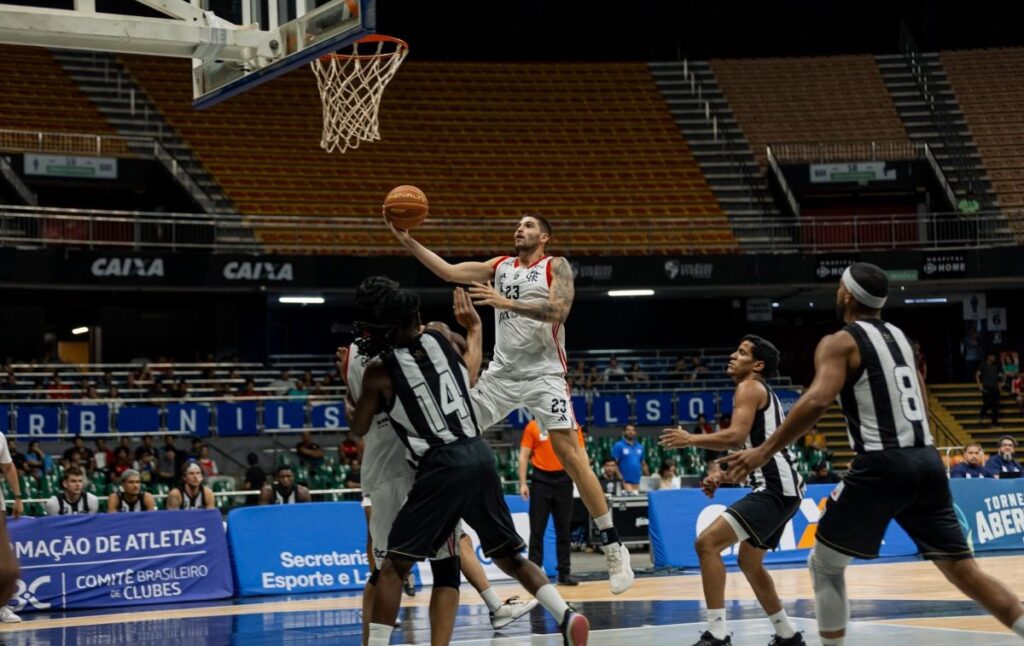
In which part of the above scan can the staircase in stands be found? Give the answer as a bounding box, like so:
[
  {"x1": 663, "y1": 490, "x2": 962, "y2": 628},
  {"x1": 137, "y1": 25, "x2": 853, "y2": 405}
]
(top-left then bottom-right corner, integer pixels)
[
  {"x1": 49, "y1": 50, "x2": 237, "y2": 217},
  {"x1": 648, "y1": 60, "x2": 789, "y2": 250},
  {"x1": 876, "y1": 53, "x2": 997, "y2": 209},
  {"x1": 929, "y1": 383, "x2": 1024, "y2": 453}
]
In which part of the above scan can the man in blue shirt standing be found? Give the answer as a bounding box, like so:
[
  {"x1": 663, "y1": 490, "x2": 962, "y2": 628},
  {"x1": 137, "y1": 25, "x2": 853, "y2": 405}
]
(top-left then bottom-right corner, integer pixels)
[
  {"x1": 985, "y1": 436, "x2": 1023, "y2": 479},
  {"x1": 950, "y1": 443, "x2": 990, "y2": 479},
  {"x1": 611, "y1": 424, "x2": 648, "y2": 493}
]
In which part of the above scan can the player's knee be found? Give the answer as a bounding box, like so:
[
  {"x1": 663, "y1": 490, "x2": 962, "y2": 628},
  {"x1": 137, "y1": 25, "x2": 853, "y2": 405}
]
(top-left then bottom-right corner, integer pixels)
[
  {"x1": 384, "y1": 556, "x2": 414, "y2": 579},
  {"x1": 808, "y1": 544, "x2": 850, "y2": 578},
  {"x1": 736, "y1": 550, "x2": 759, "y2": 574},
  {"x1": 429, "y1": 556, "x2": 460, "y2": 590},
  {"x1": 694, "y1": 533, "x2": 718, "y2": 557}
]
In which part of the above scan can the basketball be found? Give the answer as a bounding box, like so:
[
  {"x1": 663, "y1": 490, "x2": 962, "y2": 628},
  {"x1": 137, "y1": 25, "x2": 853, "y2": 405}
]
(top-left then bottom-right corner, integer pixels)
[{"x1": 383, "y1": 185, "x2": 429, "y2": 230}]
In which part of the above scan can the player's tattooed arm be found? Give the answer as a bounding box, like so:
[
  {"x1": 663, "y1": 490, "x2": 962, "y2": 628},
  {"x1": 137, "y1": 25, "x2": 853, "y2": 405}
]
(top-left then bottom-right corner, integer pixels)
[{"x1": 468, "y1": 257, "x2": 574, "y2": 324}]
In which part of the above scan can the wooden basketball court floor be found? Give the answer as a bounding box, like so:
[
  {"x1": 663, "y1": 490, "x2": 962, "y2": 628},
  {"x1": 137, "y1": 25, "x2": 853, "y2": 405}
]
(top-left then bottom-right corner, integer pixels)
[{"x1": 1, "y1": 553, "x2": 1022, "y2": 645}]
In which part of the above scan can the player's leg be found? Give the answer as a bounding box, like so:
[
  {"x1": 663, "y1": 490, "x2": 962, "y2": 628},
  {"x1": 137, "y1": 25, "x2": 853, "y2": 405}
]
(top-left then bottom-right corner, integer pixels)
[
  {"x1": 807, "y1": 542, "x2": 853, "y2": 645},
  {"x1": 528, "y1": 475, "x2": 553, "y2": 569},
  {"x1": 737, "y1": 542, "x2": 800, "y2": 643},
  {"x1": 427, "y1": 553, "x2": 461, "y2": 646},
  {"x1": 459, "y1": 530, "x2": 539, "y2": 629},
  {"x1": 362, "y1": 500, "x2": 375, "y2": 646},
  {"x1": 693, "y1": 516, "x2": 739, "y2": 642},
  {"x1": 368, "y1": 556, "x2": 415, "y2": 645},
  {"x1": 933, "y1": 558, "x2": 1024, "y2": 635},
  {"x1": 550, "y1": 473, "x2": 575, "y2": 583}
]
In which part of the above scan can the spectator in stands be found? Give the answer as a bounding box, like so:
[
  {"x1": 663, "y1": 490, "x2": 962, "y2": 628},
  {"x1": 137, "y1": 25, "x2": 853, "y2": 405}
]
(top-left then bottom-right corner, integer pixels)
[
  {"x1": 46, "y1": 372, "x2": 71, "y2": 400},
  {"x1": 6, "y1": 439, "x2": 25, "y2": 475},
  {"x1": 569, "y1": 359, "x2": 586, "y2": 386},
  {"x1": 106, "y1": 385, "x2": 122, "y2": 410},
  {"x1": 100, "y1": 371, "x2": 116, "y2": 390},
  {"x1": 125, "y1": 372, "x2": 140, "y2": 392},
  {"x1": 146, "y1": 379, "x2": 169, "y2": 404},
  {"x1": 188, "y1": 438, "x2": 204, "y2": 462},
  {"x1": 689, "y1": 356, "x2": 709, "y2": 382},
  {"x1": 175, "y1": 379, "x2": 191, "y2": 398},
  {"x1": 656, "y1": 459, "x2": 680, "y2": 490},
  {"x1": 93, "y1": 438, "x2": 114, "y2": 475},
  {"x1": 669, "y1": 357, "x2": 688, "y2": 380},
  {"x1": 259, "y1": 465, "x2": 310, "y2": 504},
  {"x1": 159, "y1": 447, "x2": 178, "y2": 485},
  {"x1": 62, "y1": 435, "x2": 95, "y2": 473},
  {"x1": 134, "y1": 435, "x2": 157, "y2": 464},
  {"x1": 296, "y1": 430, "x2": 324, "y2": 469},
  {"x1": 108, "y1": 470, "x2": 156, "y2": 512},
  {"x1": 1013, "y1": 373, "x2": 1024, "y2": 415},
  {"x1": 268, "y1": 370, "x2": 292, "y2": 397},
  {"x1": 963, "y1": 327, "x2": 982, "y2": 380},
  {"x1": 243, "y1": 453, "x2": 266, "y2": 506},
  {"x1": 598, "y1": 457, "x2": 623, "y2": 495},
  {"x1": 237, "y1": 378, "x2": 257, "y2": 397},
  {"x1": 1002, "y1": 352, "x2": 1020, "y2": 391},
  {"x1": 603, "y1": 356, "x2": 627, "y2": 383},
  {"x1": 213, "y1": 382, "x2": 234, "y2": 399},
  {"x1": 303, "y1": 370, "x2": 316, "y2": 389},
  {"x1": 0, "y1": 372, "x2": 17, "y2": 394},
  {"x1": 913, "y1": 340, "x2": 928, "y2": 382},
  {"x1": 628, "y1": 362, "x2": 650, "y2": 383},
  {"x1": 111, "y1": 446, "x2": 133, "y2": 481},
  {"x1": 985, "y1": 436, "x2": 1023, "y2": 479},
  {"x1": 958, "y1": 186, "x2": 980, "y2": 215},
  {"x1": 287, "y1": 379, "x2": 310, "y2": 402},
  {"x1": 44, "y1": 467, "x2": 99, "y2": 515},
  {"x1": 612, "y1": 424, "x2": 648, "y2": 493},
  {"x1": 977, "y1": 353, "x2": 1004, "y2": 427},
  {"x1": 807, "y1": 461, "x2": 841, "y2": 484},
  {"x1": 163, "y1": 434, "x2": 186, "y2": 476},
  {"x1": 197, "y1": 445, "x2": 218, "y2": 477},
  {"x1": 585, "y1": 366, "x2": 604, "y2": 390},
  {"x1": 803, "y1": 424, "x2": 826, "y2": 449},
  {"x1": 166, "y1": 461, "x2": 216, "y2": 510},
  {"x1": 693, "y1": 414, "x2": 714, "y2": 435},
  {"x1": 80, "y1": 383, "x2": 100, "y2": 401},
  {"x1": 25, "y1": 441, "x2": 45, "y2": 478},
  {"x1": 345, "y1": 459, "x2": 362, "y2": 490},
  {"x1": 566, "y1": 377, "x2": 579, "y2": 397},
  {"x1": 951, "y1": 443, "x2": 990, "y2": 479},
  {"x1": 338, "y1": 431, "x2": 361, "y2": 465}
]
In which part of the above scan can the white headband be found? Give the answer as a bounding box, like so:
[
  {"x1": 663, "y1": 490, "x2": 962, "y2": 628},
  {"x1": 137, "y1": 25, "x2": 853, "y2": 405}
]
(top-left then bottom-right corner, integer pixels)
[{"x1": 842, "y1": 266, "x2": 887, "y2": 309}]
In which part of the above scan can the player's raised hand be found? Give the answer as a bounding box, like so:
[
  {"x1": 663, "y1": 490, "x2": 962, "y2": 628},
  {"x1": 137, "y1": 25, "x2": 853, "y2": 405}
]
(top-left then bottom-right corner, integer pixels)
[
  {"x1": 715, "y1": 446, "x2": 769, "y2": 484},
  {"x1": 468, "y1": 281, "x2": 508, "y2": 309},
  {"x1": 700, "y1": 473, "x2": 721, "y2": 499},
  {"x1": 335, "y1": 346, "x2": 348, "y2": 375},
  {"x1": 452, "y1": 287, "x2": 481, "y2": 331},
  {"x1": 659, "y1": 425, "x2": 692, "y2": 449},
  {"x1": 382, "y1": 206, "x2": 413, "y2": 244}
]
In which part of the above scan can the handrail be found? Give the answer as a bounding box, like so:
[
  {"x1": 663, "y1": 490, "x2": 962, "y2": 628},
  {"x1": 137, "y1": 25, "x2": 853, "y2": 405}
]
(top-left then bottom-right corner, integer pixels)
[
  {"x1": 923, "y1": 142, "x2": 959, "y2": 210},
  {"x1": 768, "y1": 140, "x2": 921, "y2": 163},
  {"x1": 765, "y1": 146, "x2": 800, "y2": 217},
  {"x1": 0, "y1": 154, "x2": 37, "y2": 206}
]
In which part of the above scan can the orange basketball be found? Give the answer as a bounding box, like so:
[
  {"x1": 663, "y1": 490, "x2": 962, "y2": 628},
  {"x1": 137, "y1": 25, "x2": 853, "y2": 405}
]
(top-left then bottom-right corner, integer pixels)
[{"x1": 383, "y1": 185, "x2": 429, "y2": 230}]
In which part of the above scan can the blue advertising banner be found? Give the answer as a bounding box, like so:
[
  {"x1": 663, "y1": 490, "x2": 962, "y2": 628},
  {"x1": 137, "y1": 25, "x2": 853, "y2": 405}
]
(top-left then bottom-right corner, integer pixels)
[
  {"x1": 15, "y1": 406, "x2": 59, "y2": 435},
  {"x1": 648, "y1": 484, "x2": 918, "y2": 568},
  {"x1": 775, "y1": 388, "x2": 802, "y2": 413},
  {"x1": 677, "y1": 392, "x2": 716, "y2": 422},
  {"x1": 66, "y1": 404, "x2": 110, "y2": 435},
  {"x1": 229, "y1": 498, "x2": 557, "y2": 597},
  {"x1": 635, "y1": 393, "x2": 673, "y2": 426},
  {"x1": 0, "y1": 404, "x2": 8, "y2": 433},
  {"x1": 264, "y1": 401, "x2": 306, "y2": 432},
  {"x1": 117, "y1": 406, "x2": 161, "y2": 433},
  {"x1": 216, "y1": 402, "x2": 258, "y2": 436},
  {"x1": 6, "y1": 510, "x2": 233, "y2": 613},
  {"x1": 506, "y1": 409, "x2": 532, "y2": 430},
  {"x1": 166, "y1": 403, "x2": 210, "y2": 437},
  {"x1": 950, "y1": 478, "x2": 1024, "y2": 553},
  {"x1": 571, "y1": 395, "x2": 587, "y2": 426},
  {"x1": 716, "y1": 390, "x2": 734, "y2": 416},
  {"x1": 311, "y1": 402, "x2": 346, "y2": 430},
  {"x1": 592, "y1": 395, "x2": 629, "y2": 427}
]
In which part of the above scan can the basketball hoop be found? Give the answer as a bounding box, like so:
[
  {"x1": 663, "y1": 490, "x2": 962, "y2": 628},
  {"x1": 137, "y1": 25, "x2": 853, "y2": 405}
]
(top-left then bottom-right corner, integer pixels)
[{"x1": 311, "y1": 34, "x2": 409, "y2": 154}]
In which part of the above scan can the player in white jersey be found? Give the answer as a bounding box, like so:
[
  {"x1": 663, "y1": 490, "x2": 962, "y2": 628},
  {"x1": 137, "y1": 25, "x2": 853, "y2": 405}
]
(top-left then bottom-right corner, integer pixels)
[
  {"x1": 341, "y1": 277, "x2": 536, "y2": 645},
  {"x1": 389, "y1": 211, "x2": 634, "y2": 595},
  {"x1": 661, "y1": 336, "x2": 805, "y2": 646}
]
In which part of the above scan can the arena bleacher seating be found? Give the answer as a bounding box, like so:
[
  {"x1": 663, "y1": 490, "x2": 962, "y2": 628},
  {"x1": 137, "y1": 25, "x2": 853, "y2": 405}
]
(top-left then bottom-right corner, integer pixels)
[
  {"x1": 118, "y1": 56, "x2": 734, "y2": 254},
  {"x1": 711, "y1": 54, "x2": 909, "y2": 166}
]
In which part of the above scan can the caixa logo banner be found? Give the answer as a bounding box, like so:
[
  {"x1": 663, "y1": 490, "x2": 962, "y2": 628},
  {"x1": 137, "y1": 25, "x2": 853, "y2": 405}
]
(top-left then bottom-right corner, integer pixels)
[{"x1": 648, "y1": 484, "x2": 918, "y2": 568}]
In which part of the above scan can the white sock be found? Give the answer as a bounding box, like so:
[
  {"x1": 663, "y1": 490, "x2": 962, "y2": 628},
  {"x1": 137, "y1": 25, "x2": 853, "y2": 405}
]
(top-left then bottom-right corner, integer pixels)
[
  {"x1": 1012, "y1": 613, "x2": 1024, "y2": 638},
  {"x1": 534, "y1": 583, "x2": 569, "y2": 624},
  {"x1": 594, "y1": 512, "x2": 613, "y2": 530},
  {"x1": 821, "y1": 638, "x2": 844, "y2": 646},
  {"x1": 367, "y1": 622, "x2": 394, "y2": 646},
  {"x1": 706, "y1": 607, "x2": 728, "y2": 639},
  {"x1": 768, "y1": 609, "x2": 796, "y2": 638},
  {"x1": 481, "y1": 587, "x2": 502, "y2": 613}
]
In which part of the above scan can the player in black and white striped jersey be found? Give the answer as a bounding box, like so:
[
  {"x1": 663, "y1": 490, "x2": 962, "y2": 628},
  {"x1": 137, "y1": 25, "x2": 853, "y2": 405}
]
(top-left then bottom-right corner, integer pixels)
[
  {"x1": 661, "y1": 335, "x2": 805, "y2": 646},
  {"x1": 723, "y1": 262, "x2": 1024, "y2": 646},
  {"x1": 348, "y1": 283, "x2": 589, "y2": 646}
]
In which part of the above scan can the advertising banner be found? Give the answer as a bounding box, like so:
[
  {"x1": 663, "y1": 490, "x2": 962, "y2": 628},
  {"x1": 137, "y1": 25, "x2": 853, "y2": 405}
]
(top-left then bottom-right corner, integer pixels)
[
  {"x1": 6, "y1": 510, "x2": 233, "y2": 612},
  {"x1": 950, "y1": 478, "x2": 1024, "y2": 553},
  {"x1": 648, "y1": 484, "x2": 918, "y2": 568}
]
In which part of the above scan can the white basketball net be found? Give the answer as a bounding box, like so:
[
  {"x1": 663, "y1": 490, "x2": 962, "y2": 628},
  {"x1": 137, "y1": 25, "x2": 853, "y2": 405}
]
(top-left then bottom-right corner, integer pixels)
[{"x1": 311, "y1": 36, "x2": 409, "y2": 154}]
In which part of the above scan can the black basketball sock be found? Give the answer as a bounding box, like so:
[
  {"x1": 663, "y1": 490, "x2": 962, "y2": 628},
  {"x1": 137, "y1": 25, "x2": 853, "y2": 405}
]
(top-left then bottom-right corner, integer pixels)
[{"x1": 600, "y1": 526, "x2": 621, "y2": 546}]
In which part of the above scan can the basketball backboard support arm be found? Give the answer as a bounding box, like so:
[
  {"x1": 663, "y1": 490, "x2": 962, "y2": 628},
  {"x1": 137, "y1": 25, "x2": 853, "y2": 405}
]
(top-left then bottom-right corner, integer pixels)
[{"x1": 0, "y1": 0, "x2": 374, "y2": 109}]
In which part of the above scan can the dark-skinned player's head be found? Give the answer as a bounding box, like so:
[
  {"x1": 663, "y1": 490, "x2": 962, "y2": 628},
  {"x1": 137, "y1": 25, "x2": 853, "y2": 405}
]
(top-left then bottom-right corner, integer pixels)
[
  {"x1": 354, "y1": 286, "x2": 421, "y2": 362},
  {"x1": 836, "y1": 262, "x2": 889, "y2": 321},
  {"x1": 514, "y1": 211, "x2": 551, "y2": 254}
]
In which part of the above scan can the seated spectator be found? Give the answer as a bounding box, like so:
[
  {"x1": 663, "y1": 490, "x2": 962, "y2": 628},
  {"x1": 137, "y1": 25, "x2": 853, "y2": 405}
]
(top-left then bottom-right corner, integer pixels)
[
  {"x1": 951, "y1": 443, "x2": 990, "y2": 479},
  {"x1": 237, "y1": 379, "x2": 257, "y2": 397},
  {"x1": 213, "y1": 381, "x2": 234, "y2": 398},
  {"x1": 569, "y1": 359, "x2": 586, "y2": 385},
  {"x1": 25, "y1": 440, "x2": 45, "y2": 478},
  {"x1": 93, "y1": 438, "x2": 114, "y2": 474},
  {"x1": 106, "y1": 385, "x2": 122, "y2": 410},
  {"x1": 1013, "y1": 374, "x2": 1024, "y2": 415},
  {"x1": 338, "y1": 431, "x2": 361, "y2": 465},
  {"x1": 259, "y1": 465, "x2": 311, "y2": 504},
  {"x1": 134, "y1": 435, "x2": 157, "y2": 463},
  {"x1": 62, "y1": 436, "x2": 95, "y2": 473},
  {"x1": 197, "y1": 445, "x2": 218, "y2": 477},
  {"x1": 80, "y1": 383, "x2": 100, "y2": 401},
  {"x1": 612, "y1": 424, "x2": 648, "y2": 493},
  {"x1": 598, "y1": 457, "x2": 624, "y2": 496},
  {"x1": 345, "y1": 459, "x2": 362, "y2": 490},
  {"x1": 159, "y1": 447, "x2": 179, "y2": 485},
  {"x1": 603, "y1": 356, "x2": 627, "y2": 383},
  {"x1": 166, "y1": 461, "x2": 216, "y2": 510},
  {"x1": 0, "y1": 372, "x2": 17, "y2": 393},
  {"x1": 111, "y1": 446, "x2": 134, "y2": 481},
  {"x1": 108, "y1": 470, "x2": 156, "y2": 512},
  {"x1": 585, "y1": 366, "x2": 604, "y2": 390},
  {"x1": 6, "y1": 438, "x2": 26, "y2": 475},
  {"x1": 296, "y1": 430, "x2": 324, "y2": 469},
  {"x1": 287, "y1": 380, "x2": 310, "y2": 402},
  {"x1": 628, "y1": 362, "x2": 650, "y2": 383},
  {"x1": 267, "y1": 369, "x2": 292, "y2": 397},
  {"x1": 668, "y1": 357, "x2": 688, "y2": 380},
  {"x1": 46, "y1": 372, "x2": 71, "y2": 400},
  {"x1": 985, "y1": 436, "x2": 1023, "y2": 479},
  {"x1": 100, "y1": 370, "x2": 116, "y2": 389},
  {"x1": 692, "y1": 414, "x2": 714, "y2": 435},
  {"x1": 1002, "y1": 351, "x2": 1019, "y2": 390},
  {"x1": 689, "y1": 356, "x2": 709, "y2": 381},
  {"x1": 806, "y1": 461, "x2": 841, "y2": 484},
  {"x1": 657, "y1": 459, "x2": 680, "y2": 490},
  {"x1": 44, "y1": 467, "x2": 99, "y2": 515},
  {"x1": 174, "y1": 379, "x2": 191, "y2": 399},
  {"x1": 803, "y1": 424, "x2": 826, "y2": 449},
  {"x1": 146, "y1": 379, "x2": 169, "y2": 403},
  {"x1": 243, "y1": 453, "x2": 266, "y2": 506},
  {"x1": 566, "y1": 377, "x2": 579, "y2": 397}
]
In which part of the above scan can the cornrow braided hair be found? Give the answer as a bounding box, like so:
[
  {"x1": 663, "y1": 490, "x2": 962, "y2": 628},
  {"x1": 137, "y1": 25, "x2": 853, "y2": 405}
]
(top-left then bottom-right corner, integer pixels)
[{"x1": 353, "y1": 288, "x2": 421, "y2": 364}]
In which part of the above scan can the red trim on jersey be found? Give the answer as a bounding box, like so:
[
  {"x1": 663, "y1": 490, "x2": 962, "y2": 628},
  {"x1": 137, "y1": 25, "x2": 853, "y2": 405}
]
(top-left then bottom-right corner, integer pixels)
[
  {"x1": 491, "y1": 256, "x2": 511, "y2": 272},
  {"x1": 529, "y1": 255, "x2": 550, "y2": 269},
  {"x1": 551, "y1": 323, "x2": 568, "y2": 373},
  {"x1": 546, "y1": 259, "x2": 554, "y2": 287}
]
